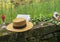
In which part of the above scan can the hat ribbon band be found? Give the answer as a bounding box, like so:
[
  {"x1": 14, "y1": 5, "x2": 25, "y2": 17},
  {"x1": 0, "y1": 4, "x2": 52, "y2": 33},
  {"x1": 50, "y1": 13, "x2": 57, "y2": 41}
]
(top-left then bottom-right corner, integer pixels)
[{"x1": 13, "y1": 24, "x2": 26, "y2": 29}]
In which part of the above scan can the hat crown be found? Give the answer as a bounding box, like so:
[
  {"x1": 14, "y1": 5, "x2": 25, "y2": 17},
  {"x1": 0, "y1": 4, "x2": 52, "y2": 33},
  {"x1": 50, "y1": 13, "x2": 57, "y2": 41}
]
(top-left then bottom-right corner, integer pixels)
[
  {"x1": 13, "y1": 18, "x2": 26, "y2": 29},
  {"x1": 13, "y1": 18, "x2": 25, "y2": 23}
]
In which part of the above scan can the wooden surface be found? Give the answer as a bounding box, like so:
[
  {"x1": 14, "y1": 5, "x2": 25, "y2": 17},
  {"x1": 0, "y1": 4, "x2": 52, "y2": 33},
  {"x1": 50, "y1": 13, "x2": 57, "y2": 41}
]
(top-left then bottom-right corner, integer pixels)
[
  {"x1": 0, "y1": 22, "x2": 60, "y2": 42},
  {"x1": 13, "y1": 22, "x2": 60, "y2": 42}
]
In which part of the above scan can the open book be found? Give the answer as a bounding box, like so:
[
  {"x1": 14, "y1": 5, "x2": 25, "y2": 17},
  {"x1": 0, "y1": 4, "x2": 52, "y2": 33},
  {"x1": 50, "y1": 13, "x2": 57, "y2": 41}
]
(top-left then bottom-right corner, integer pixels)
[{"x1": 16, "y1": 14, "x2": 30, "y2": 21}]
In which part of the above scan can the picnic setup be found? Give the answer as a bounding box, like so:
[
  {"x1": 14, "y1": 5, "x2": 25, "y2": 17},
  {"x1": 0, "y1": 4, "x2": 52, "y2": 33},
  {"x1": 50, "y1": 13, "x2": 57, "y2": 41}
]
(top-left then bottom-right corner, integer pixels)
[{"x1": 0, "y1": 0, "x2": 60, "y2": 42}]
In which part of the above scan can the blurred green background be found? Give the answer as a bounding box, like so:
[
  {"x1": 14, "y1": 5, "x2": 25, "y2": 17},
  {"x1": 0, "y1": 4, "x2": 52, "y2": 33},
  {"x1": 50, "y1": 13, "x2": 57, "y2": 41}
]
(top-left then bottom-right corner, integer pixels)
[{"x1": 0, "y1": 0, "x2": 60, "y2": 24}]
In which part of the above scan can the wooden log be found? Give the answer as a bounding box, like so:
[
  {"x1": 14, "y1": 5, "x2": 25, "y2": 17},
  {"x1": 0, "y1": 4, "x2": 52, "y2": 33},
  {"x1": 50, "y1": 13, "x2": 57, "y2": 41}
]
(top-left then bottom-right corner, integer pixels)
[
  {"x1": 0, "y1": 22, "x2": 60, "y2": 42},
  {"x1": 13, "y1": 22, "x2": 59, "y2": 42}
]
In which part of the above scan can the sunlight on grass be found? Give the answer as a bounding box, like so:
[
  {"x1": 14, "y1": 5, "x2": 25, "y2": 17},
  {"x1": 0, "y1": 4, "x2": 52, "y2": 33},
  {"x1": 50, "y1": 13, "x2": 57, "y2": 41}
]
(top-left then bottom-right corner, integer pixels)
[{"x1": 0, "y1": 0, "x2": 60, "y2": 24}]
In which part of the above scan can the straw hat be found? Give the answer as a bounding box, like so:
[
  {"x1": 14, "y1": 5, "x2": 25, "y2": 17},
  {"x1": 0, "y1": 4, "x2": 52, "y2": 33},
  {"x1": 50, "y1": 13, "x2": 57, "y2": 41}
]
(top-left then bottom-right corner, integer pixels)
[{"x1": 6, "y1": 18, "x2": 33, "y2": 32}]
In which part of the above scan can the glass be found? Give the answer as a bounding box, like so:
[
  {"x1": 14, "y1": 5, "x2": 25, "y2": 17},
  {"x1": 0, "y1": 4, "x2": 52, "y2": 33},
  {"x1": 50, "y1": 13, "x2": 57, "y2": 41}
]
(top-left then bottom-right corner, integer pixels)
[
  {"x1": 1, "y1": 14, "x2": 6, "y2": 29},
  {"x1": 2, "y1": 14, "x2": 5, "y2": 24}
]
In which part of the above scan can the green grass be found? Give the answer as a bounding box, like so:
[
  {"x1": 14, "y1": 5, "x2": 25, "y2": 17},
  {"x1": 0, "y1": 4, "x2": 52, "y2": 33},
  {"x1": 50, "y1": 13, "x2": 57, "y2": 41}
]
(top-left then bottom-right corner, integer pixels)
[{"x1": 0, "y1": 0, "x2": 60, "y2": 24}]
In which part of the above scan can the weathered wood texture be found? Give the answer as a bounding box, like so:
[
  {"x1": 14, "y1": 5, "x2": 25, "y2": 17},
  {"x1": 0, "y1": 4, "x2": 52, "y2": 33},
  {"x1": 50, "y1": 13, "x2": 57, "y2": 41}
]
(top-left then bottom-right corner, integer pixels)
[{"x1": 0, "y1": 22, "x2": 60, "y2": 42}]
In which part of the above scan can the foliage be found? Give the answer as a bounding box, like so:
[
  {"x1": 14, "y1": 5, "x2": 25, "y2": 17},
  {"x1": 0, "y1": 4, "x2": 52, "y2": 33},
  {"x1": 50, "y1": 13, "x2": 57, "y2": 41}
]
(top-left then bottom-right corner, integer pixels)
[
  {"x1": 0, "y1": 0, "x2": 14, "y2": 9},
  {"x1": 0, "y1": 0, "x2": 60, "y2": 25}
]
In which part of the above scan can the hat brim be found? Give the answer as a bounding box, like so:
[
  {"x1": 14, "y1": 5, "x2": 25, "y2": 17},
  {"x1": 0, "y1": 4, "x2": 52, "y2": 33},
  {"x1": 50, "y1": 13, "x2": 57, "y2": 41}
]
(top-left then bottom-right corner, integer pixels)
[{"x1": 6, "y1": 22, "x2": 33, "y2": 32}]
